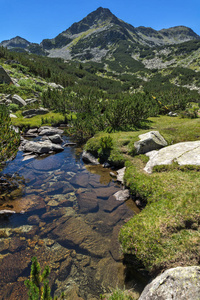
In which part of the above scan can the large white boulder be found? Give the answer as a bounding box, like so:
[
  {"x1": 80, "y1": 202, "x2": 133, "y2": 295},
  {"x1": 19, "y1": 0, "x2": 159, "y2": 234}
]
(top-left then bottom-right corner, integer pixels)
[
  {"x1": 139, "y1": 266, "x2": 200, "y2": 300},
  {"x1": 144, "y1": 141, "x2": 200, "y2": 173}
]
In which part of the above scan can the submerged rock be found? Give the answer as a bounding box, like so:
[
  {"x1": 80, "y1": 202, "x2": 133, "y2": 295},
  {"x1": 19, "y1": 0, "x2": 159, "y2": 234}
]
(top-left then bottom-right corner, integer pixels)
[{"x1": 139, "y1": 266, "x2": 200, "y2": 300}]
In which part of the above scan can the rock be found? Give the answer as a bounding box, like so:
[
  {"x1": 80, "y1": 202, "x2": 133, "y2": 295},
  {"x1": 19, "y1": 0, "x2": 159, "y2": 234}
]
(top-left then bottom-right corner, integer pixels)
[
  {"x1": 25, "y1": 98, "x2": 38, "y2": 104},
  {"x1": 116, "y1": 167, "x2": 126, "y2": 184},
  {"x1": 9, "y1": 113, "x2": 17, "y2": 118},
  {"x1": 22, "y1": 108, "x2": 49, "y2": 117},
  {"x1": 47, "y1": 134, "x2": 64, "y2": 144},
  {"x1": 22, "y1": 154, "x2": 37, "y2": 161},
  {"x1": 24, "y1": 128, "x2": 38, "y2": 137},
  {"x1": 27, "y1": 215, "x2": 40, "y2": 225},
  {"x1": 21, "y1": 140, "x2": 64, "y2": 154},
  {"x1": 1, "y1": 195, "x2": 46, "y2": 213},
  {"x1": 77, "y1": 191, "x2": 99, "y2": 213},
  {"x1": 12, "y1": 94, "x2": 26, "y2": 107},
  {"x1": 32, "y1": 155, "x2": 62, "y2": 171},
  {"x1": 103, "y1": 162, "x2": 111, "y2": 168},
  {"x1": 168, "y1": 111, "x2": 178, "y2": 117},
  {"x1": 70, "y1": 173, "x2": 89, "y2": 188},
  {"x1": 38, "y1": 126, "x2": 64, "y2": 136},
  {"x1": 139, "y1": 266, "x2": 200, "y2": 300},
  {"x1": 144, "y1": 141, "x2": 200, "y2": 173},
  {"x1": 82, "y1": 150, "x2": 100, "y2": 165},
  {"x1": 63, "y1": 142, "x2": 77, "y2": 147},
  {"x1": 110, "y1": 171, "x2": 117, "y2": 178},
  {"x1": 27, "y1": 128, "x2": 38, "y2": 134},
  {"x1": 0, "y1": 210, "x2": 16, "y2": 215},
  {"x1": 48, "y1": 82, "x2": 64, "y2": 89},
  {"x1": 52, "y1": 216, "x2": 110, "y2": 257},
  {"x1": 113, "y1": 189, "x2": 130, "y2": 201},
  {"x1": 134, "y1": 131, "x2": 168, "y2": 154}
]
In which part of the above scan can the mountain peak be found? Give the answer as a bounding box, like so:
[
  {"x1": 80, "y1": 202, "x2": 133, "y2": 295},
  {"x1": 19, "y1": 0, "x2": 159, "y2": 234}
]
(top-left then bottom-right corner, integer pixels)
[
  {"x1": 0, "y1": 36, "x2": 31, "y2": 49},
  {"x1": 65, "y1": 7, "x2": 116, "y2": 35}
]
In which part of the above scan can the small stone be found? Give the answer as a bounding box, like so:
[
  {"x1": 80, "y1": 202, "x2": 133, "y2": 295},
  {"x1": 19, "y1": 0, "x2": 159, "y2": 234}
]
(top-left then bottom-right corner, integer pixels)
[{"x1": 113, "y1": 189, "x2": 130, "y2": 201}]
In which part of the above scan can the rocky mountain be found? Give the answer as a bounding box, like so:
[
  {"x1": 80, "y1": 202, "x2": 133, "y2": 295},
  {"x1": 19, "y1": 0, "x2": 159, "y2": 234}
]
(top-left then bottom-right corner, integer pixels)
[
  {"x1": 1, "y1": 7, "x2": 200, "y2": 62},
  {"x1": 0, "y1": 36, "x2": 31, "y2": 49}
]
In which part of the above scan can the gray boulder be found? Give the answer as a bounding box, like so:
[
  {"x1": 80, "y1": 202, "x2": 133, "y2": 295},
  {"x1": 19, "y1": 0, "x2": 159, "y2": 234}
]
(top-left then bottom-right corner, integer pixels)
[
  {"x1": 113, "y1": 189, "x2": 130, "y2": 201},
  {"x1": 134, "y1": 131, "x2": 167, "y2": 154},
  {"x1": 139, "y1": 266, "x2": 200, "y2": 300},
  {"x1": 22, "y1": 108, "x2": 49, "y2": 117},
  {"x1": 144, "y1": 141, "x2": 200, "y2": 173},
  {"x1": 38, "y1": 126, "x2": 64, "y2": 136},
  {"x1": 42, "y1": 134, "x2": 63, "y2": 144},
  {"x1": 21, "y1": 141, "x2": 64, "y2": 154},
  {"x1": 12, "y1": 94, "x2": 27, "y2": 107},
  {"x1": 82, "y1": 150, "x2": 100, "y2": 165}
]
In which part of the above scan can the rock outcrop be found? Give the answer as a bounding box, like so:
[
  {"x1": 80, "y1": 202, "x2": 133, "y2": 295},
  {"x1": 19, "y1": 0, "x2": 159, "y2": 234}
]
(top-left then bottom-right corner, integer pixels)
[
  {"x1": 134, "y1": 131, "x2": 168, "y2": 154},
  {"x1": 144, "y1": 141, "x2": 200, "y2": 173},
  {"x1": 139, "y1": 266, "x2": 200, "y2": 300}
]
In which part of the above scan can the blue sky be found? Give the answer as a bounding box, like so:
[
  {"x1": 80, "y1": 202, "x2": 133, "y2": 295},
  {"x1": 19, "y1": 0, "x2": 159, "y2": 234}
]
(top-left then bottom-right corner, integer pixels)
[{"x1": 1, "y1": 0, "x2": 200, "y2": 43}]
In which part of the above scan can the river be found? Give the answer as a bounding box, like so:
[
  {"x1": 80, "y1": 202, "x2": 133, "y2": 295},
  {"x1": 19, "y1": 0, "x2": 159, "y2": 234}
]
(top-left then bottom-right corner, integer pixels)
[{"x1": 0, "y1": 134, "x2": 140, "y2": 299}]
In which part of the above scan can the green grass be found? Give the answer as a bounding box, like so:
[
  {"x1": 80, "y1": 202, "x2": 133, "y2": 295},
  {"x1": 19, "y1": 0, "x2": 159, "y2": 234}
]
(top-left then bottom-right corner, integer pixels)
[
  {"x1": 11, "y1": 111, "x2": 68, "y2": 128},
  {"x1": 85, "y1": 115, "x2": 200, "y2": 275}
]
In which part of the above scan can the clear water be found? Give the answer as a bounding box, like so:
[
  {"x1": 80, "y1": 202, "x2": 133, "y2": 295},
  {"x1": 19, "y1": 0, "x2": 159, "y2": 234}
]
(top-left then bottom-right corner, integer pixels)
[{"x1": 0, "y1": 135, "x2": 139, "y2": 299}]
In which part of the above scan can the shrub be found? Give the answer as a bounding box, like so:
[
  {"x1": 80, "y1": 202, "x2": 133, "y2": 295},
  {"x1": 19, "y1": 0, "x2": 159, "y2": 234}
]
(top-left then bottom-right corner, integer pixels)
[{"x1": 8, "y1": 103, "x2": 19, "y2": 112}]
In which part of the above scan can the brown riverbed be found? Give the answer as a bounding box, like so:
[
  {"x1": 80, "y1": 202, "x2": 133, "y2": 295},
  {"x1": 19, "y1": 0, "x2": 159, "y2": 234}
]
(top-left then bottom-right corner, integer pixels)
[{"x1": 0, "y1": 136, "x2": 141, "y2": 299}]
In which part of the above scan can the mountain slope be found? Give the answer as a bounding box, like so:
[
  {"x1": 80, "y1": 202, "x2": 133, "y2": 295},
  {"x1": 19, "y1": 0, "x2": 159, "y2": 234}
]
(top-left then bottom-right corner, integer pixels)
[{"x1": 1, "y1": 7, "x2": 199, "y2": 62}]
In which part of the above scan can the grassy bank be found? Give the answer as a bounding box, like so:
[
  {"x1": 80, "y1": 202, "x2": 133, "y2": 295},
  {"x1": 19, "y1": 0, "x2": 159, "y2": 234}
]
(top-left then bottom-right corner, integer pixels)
[
  {"x1": 10, "y1": 111, "x2": 73, "y2": 129},
  {"x1": 84, "y1": 115, "x2": 200, "y2": 275}
]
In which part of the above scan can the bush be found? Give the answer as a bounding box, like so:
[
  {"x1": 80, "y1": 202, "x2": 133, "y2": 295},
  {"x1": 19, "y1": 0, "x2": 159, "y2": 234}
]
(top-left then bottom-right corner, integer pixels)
[
  {"x1": 0, "y1": 104, "x2": 20, "y2": 167},
  {"x1": 8, "y1": 103, "x2": 19, "y2": 112}
]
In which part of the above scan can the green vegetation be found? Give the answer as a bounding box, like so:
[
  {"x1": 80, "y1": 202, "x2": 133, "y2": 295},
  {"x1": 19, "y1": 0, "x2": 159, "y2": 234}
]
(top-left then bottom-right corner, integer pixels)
[
  {"x1": 25, "y1": 257, "x2": 64, "y2": 300},
  {"x1": 11, "y1": 111, "x2": 67, "y2": 128},
  {"x1": 101, "y1": 288, "x2": 139, "y2": 300},
  {"x1": 0, "y1": 38, "x2": 200, "y2": 298},
  {"x1": 0, "y1": 104, "x2": 20, "y2": 169}
]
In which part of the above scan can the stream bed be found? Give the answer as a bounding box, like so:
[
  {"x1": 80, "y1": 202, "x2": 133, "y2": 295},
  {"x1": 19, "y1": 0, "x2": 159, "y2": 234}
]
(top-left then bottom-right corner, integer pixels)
[{"x1": 0, "y1": 134, "x2": 140, "y2": 299}]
